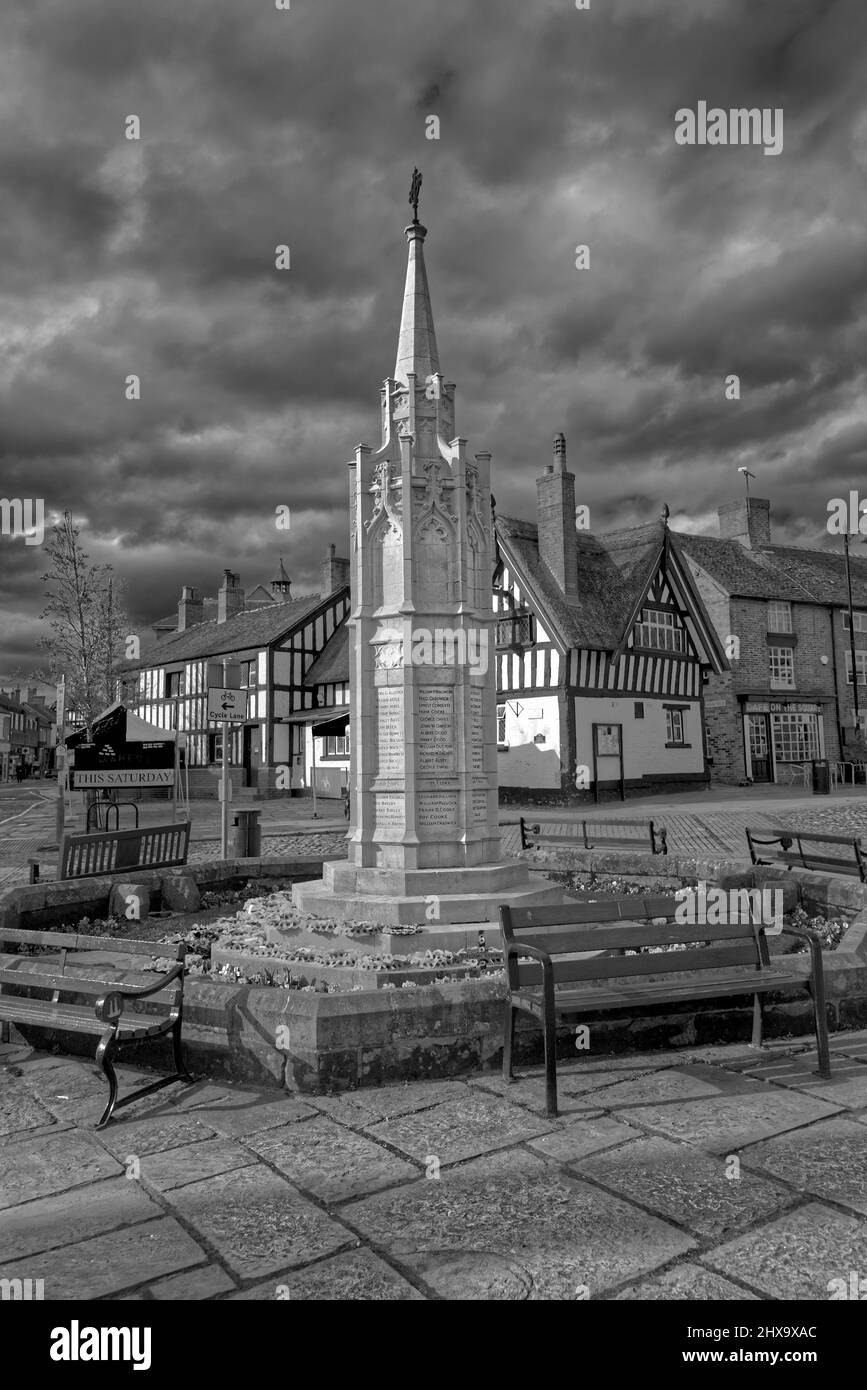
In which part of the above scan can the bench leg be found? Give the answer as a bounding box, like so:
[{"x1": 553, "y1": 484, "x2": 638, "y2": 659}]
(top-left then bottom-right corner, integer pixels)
[
  {"x1": 751, "y1": 993, "x2": 765, "y2": 1049},
  {"x1": 502, "y1": 1003, "x2": 517, "y2": 1081},
  {"x1": 95, "y1": 1029, "x2": 120, "y2": 1130},
  {"x1": 543, "y1": 1009, "x2": 558, "y2": 1117},
  {"x1": 808, "y1": 983, "x2": 832, "y2": 1081},
  {"x1": 172, "y1": 1016, "x2": 195, "y2": 1084}
]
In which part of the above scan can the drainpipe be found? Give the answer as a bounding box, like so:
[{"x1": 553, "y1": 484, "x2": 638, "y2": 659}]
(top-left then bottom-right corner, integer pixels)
[{"x1": 828, "y1": 604, "x2": 843, "y2": 755}]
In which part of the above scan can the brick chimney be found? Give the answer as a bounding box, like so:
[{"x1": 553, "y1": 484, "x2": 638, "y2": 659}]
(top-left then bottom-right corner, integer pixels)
[
  {"x1": 177, "y1": 585, "x2": 205, "y2": 632},
  {"x1": 320, "y1": 543, "x2": 351, "y2": 595},
  {"x1": 718, "y1": 498, "x2": 771, "y2": 549},
  {"x1": 536, "y1": 433, "x2": 578, "y2": 595},
  {"x1": 217, "y1": 571, "x2": 245, "y2": 623}
]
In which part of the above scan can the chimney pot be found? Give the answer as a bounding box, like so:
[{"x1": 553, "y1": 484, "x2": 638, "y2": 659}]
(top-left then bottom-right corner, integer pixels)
[
  {"x1": 718, "y1": 498, "x2": 771, "y2": 549},
  {"x1": 537, "y1": 435, "x2": 578, "y2": 595},
  {"x1": 216, "y1": 572, "x2": 244, "y2": 623}
]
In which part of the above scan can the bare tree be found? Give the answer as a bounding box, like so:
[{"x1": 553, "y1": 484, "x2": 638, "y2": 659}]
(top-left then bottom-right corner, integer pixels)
[{"x1": 40, "y1": 511, "x2": 129, "y2": 738}]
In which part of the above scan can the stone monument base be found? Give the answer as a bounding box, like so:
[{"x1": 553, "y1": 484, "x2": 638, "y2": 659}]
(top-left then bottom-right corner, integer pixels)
[{"x1": 292, "y1": 858, "x2": 565, "y2": 927}]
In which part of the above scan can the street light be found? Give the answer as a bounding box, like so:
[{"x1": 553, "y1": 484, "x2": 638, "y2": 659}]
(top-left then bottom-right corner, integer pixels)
[{"x1": 842, "y1": 528, "x2": 866, "y2": 741}]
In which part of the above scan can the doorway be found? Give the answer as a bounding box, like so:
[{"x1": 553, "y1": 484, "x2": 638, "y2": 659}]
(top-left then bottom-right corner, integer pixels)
[
  {"x1": 242, "y1": 725, "x2": 259, "y2": 787},
  {"x1": 748, "y1": 714, "x2": 772, "y2": 782}
]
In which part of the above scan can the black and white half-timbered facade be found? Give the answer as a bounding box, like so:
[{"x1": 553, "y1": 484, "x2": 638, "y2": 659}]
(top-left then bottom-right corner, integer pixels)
[
  {"x1": 119, "y1": 550, "x2": 350, "y2": 797},
  {"x1": 493, "y1": 434, "x2": 729, "y2": 798}
]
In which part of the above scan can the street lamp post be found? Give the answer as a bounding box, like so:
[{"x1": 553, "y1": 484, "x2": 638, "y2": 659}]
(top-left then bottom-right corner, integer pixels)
[{"x1": 843, "y1": 532, "x2": 862, "y2": 740}]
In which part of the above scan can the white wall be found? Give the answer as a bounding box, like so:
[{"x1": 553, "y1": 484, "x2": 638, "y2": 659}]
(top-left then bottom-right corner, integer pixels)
[
  {"x1": 497, "y1": 695, "x2": 562, "y2": 788},
  {"x1": 575, "y1": 696, "x2": 704, "y2": 781}
]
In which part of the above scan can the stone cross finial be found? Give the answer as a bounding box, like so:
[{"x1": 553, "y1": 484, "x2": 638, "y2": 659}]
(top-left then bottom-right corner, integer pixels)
[{"x1": 409, "y1": 167, "x2": 422, "y2": 222}]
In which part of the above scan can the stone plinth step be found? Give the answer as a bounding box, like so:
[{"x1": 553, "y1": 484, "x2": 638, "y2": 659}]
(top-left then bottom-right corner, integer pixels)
[
  {"x1": 291, "y1": 873, "x2": 567, "y2": 927},
  {"x1": 322, "y1": 858, "x2": 531, "y2": 897}
]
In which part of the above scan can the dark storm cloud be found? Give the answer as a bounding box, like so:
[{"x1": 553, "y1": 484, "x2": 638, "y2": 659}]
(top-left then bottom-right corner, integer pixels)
[{"x1": 1, "y1": 0, "x2": 866, "y2": 674}]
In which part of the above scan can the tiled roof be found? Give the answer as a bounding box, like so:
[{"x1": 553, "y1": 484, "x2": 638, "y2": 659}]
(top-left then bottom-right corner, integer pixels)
[
  {"x1": 119, "y1": 592, "x2": 337, "y2": 672},
  {"x1": 304, "y1": 621, "x2": 349, "y2": 687},
  {"x1": 676, "y1": 533, "x2": 867, "y2": 606},
  {"x1": 495, "y1": 515, "x2": 666, "y2": 650}
]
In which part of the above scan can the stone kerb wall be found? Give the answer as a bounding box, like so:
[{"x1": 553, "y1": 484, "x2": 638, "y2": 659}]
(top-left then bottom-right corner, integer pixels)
[
  {"x1": 518, "y1": 843, "x2": 867, "y2": 921},
  {"x1": 3, "y1": 850, "x2": 866, "y2": 1094},
  {"x1": 0, "y1": 858, "x2": 325, "y2": 933}
]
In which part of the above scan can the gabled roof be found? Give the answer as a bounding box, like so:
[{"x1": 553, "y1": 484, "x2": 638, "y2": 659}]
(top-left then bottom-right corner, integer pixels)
[
  {"x1": 119, "y1": 591, "x2": 341, "y2": 673},
  {"x1": 20, "y1": 702, "x2": 53, "y2": 726},
  {"x1": 676, "y1": 534, "x2": 867, "y2": 606},
  {"x1": 304, "y1": 621, "x2": 349, "y2": 687},
  {"x1": 495, "y1": 515, "x2": 666, "y2": 650}
]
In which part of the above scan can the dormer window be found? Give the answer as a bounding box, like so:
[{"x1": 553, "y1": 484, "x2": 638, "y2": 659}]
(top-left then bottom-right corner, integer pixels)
[
  {"x1": 494, "y1": 586, "x2": 535, "y2": 649},
  {"x1": 634, "y1": 608, "x2": 685, "y2": 653}
]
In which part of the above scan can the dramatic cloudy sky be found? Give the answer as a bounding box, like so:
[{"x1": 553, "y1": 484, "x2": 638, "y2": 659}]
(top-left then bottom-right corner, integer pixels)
[{"x1": 1, "y1": 0, "x2": 866, "y2": 674}]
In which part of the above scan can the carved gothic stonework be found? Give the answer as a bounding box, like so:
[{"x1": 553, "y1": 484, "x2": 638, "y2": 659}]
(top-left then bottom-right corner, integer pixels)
[
  {"x1": 465, "y1": 464, "x2": 481, "y2": 519},
  {"x1": 366, "y1": 458, "x2": 402, "y2": 534},
  {"x1": 372, "y1": 640, "x2": 403, "y2": 669},
  {"x1": 419, "y1": 458, "x2": 457, "y2": 523}
]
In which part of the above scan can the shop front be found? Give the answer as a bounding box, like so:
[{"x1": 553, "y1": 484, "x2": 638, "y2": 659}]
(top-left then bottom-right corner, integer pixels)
[{"x1": 742, "y1": 700, "x2": 827, "y2": 782}]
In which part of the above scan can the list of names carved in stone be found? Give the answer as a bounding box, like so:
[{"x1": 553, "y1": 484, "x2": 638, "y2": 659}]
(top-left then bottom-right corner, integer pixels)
[
  {"x1": 376, "y1": 688, "x2": 404, "y2": 777},
  {"x1": 469, "y1": 687, "x2": 485, "y2": 770},
  {"x1": 417, "y1": 790, "x2": 459, "y2": 828},
  {"x1": 374, "y1": 792, "x2": 405, "y2": 829},
  {"x1": 417, "y1": 688, "x2": 455, "y2": 774}
]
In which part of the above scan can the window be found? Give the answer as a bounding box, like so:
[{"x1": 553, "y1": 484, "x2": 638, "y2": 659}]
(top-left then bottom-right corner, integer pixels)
[
  {"x1": 845, "y1": 652, "x2": 867, "y2": 686},
  {"x1": 240, "y1": 658, "x2": 258, "y2": 688},
  {"x1": 495, "y1": 613, "x2": 535, "y2": 648},
  {"x1": 208, "y1": 730, "x2": 238, "y2": 763},
  {"x1": 320, "y1": 733, "x2": 349, "y2": 758},
  {"x1": 497, "y1": 704, "x2": 507, "y2": 746},
  {"x1": 769, "y1": 646, "x2": 795, "y2": 689},
  {"x1": 771, "y1": 713, "x2": 819, "y2": 763},
  {"x1": 634, "y1": 608, "x2": 685, "y2": 653},
  {"x1": 166, "y1": 671, "x2": 184, "y2": 698},
  {"x1": 767, "y1": 601, "x2": 792, "y2": 633},
  {"x1": 843, "y1": 611, "x2": 867, "y2": 633},
  {"x1": 665, "y1": 707, "x2": 686, "y2": 745},
  {"x1": 634, "y1": 702, "x2": 644, "y2": 719}
]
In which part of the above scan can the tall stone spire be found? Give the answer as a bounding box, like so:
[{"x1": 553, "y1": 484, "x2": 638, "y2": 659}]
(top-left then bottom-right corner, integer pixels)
[
  {"x1": 393, "y1": 220, "x2": 440, "y2": 388},
  {"x1": 292, "y1": 179, "x2": 561, "y2": 929}
]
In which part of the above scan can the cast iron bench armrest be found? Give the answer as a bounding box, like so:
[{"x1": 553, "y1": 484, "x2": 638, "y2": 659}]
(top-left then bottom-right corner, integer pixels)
[
  {"x1": 505, "y1": 940, "x2": 555, "y2": 1007},
  {"x1": 773, "y1": 924, "x2": 830, "y2": 1078},
  {"x1": 93, "y1": 960, "x2": 186, "y2": 1022}
]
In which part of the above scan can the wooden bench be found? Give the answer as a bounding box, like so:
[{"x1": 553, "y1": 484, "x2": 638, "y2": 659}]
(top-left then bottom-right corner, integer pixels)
[
  {"x1": 57, "y1": 820, "x2": 192, "y2": 881},
  {"x1": 0, "y1": 928, "x2": 195, "y2": 1128},
  {"x1": 746, "y1": 827, "x2": 866, "y2": 883},
  {"x1": 499, "y1": 897, "x2": 831, "y2": 1116},
  {"x1": 519, "y1": 816, "x2": 667, "y2": 855}
]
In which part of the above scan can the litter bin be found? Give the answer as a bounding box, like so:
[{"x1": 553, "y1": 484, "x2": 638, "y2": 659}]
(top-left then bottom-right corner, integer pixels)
[
  {"x1": 230, "y1": 808, "x2": 262, "y2": 857},
  {"x1": 811, "y1": 760, "x2": 831, "y2": 795}
]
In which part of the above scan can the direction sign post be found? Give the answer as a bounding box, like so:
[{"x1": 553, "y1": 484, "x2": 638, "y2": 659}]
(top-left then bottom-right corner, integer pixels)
[
  {"x1": 208, "y1": 664, "x2": 245, "y2": 859},
  {"x1": 55, "y1": 677, "x2": 66, "y2": 845}
]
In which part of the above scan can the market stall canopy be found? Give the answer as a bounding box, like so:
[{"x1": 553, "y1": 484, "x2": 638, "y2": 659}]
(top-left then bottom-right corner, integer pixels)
[
  {"x1": 66, "y1": 701, "x2": 187, "y2": 748},
  {"x1": 284, "y1": 705, "x2": 349, "y2": 735}
]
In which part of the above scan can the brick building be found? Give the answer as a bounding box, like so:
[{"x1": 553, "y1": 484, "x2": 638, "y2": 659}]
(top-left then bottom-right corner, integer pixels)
[{"x1": 677, "y1": 498, "x2": 867, "y2": 783}]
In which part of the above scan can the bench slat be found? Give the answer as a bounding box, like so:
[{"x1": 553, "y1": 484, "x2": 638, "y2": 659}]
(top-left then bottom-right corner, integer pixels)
[
  {"x1": 0, "y1": 929, "x2": 186, "y2": 959},
  {"x1": 515, "y1": 969, "x2": 802, "y2": 1013},
  {"x1": 0, "y1": 969, "x2": 181, "y2": 1007},
  {"x1": 502, "y1": 897, "x2": 680, "y2": 932},
  {"x1": 516, "y1": 942, "x2": 761, "y2": 986},
  {"x1": 0, "y1": 998, "x2": 174, "y2": 1038}
]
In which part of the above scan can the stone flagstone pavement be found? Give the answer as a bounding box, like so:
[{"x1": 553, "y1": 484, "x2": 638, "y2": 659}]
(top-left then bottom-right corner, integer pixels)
[{"x1": 2, "y1": 1031, "x2": 867, "y2": 1300}]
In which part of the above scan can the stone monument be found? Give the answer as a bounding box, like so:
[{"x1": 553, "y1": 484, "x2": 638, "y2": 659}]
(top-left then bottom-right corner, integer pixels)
[{"x1": 294, "y1": 177, "x2": 560, "y2": 932}]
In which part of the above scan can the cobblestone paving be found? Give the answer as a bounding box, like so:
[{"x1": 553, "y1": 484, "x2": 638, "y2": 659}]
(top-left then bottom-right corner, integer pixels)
[{"x1": 2, "y1": 1032, "x2": 866, "y2": 1300}]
